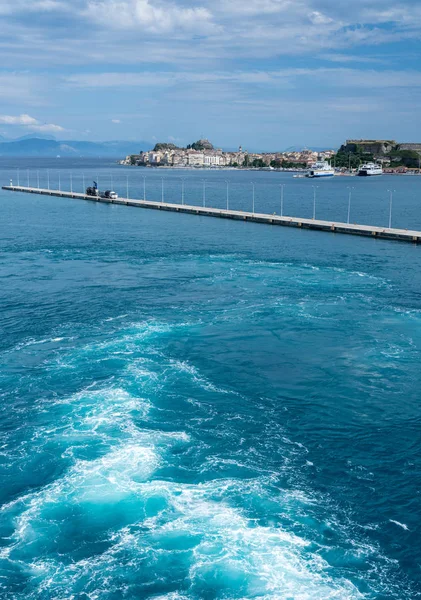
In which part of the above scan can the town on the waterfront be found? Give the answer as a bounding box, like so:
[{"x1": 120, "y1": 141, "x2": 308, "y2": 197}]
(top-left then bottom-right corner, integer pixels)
[
  {"x1": 120, "y1": 138, "x2": 335, "y2": 170},
  {"x1": 120, "y1": 138, "x2": 421, "y2": 174}
]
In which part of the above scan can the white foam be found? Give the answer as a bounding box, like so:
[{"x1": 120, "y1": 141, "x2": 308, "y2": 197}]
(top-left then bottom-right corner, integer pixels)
[
  {"x1": 104, "y1": 314, "x2": 128, "y2": 322},
  {"x1": 7, "y1": 442, "x2": 160, "y2": 552},
  {"x1": 168, "y1": 358, "x2": 241, "y2": 396},
  {"x1": 154, "y1": 592, "x2": 191, "y2": 600},
  {"x1": 9, "y1": 475, "x2": 378, "y2": 599},
  {"x1": 0, "y1": 313, "x2": 399, "y2": 598},
  {"x1": 140, "y1": 481, "x2": 364, "y2": 599},
  {"x1": 47, "y1": 320, "x2": 185, "y2": 371},
  {"x1": 4, "y1": 335, "x2": 70, "y2": 354},
  {"x1": 389, "y1": 520, "x2": 410, "y2": 531}
]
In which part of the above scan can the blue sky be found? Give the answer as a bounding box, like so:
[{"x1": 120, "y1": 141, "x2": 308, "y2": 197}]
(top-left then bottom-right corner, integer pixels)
[{"x1": 1, "y1": 0, "x2": 421, "y2": 149}]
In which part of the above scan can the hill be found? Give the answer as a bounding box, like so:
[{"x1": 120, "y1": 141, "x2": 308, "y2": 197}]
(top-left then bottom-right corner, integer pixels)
[
  {"x1": 15, "y1": 133, "x2": 57, "y2": 142},
  {"x1": 0, "y1": 137, "x2": 153, "y2": 157},
  {"x1": 284, "y1": 145, "x2": 337, "y2": 152}
]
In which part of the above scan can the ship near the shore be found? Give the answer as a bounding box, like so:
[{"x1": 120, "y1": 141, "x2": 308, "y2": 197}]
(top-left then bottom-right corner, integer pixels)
[
  {"x1": 306, "y1": 161, "x2": 335, "y2": 178},
  {"x1": 358, "y1": 162, "x2": 383, "y2": 176}
]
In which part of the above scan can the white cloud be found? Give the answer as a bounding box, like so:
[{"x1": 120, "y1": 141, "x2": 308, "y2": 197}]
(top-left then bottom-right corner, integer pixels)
[
  {"x1": 66, "y1": 72, "x2": 169, "y2": 87},
  {"x1": 64, "y1": 67, "x2": 421, "y2": 91},
  {"x1": 216, "y1": 0, "x2": 292, "y2": 16},
  {"x1": 65, "y1": 70, "x2": 295, "y2": 89},
  {"x1": 0, "y1": 113, "x2": 64, "y2": 132},
  {"x1": 2, "y1": 0, "x2": 421, "y2": 70},
  {"x1": 320, "y1": 53, "x2": 384, "y2": 64},
  {"x1": 29, "y1": 123, "x2": 65, "y2": 132},
  {"x1": 309, "y1": 11, "x2": 334, "y2": 25},
  {"x1": 0, "y1": 73, "x2": 44, "y2": 103},
  {"x1": 0, "y1": 114, "x2": 39, "y2": 125},
  {"x1": 329, "y1": 68, "x2": 421, "y2": 88},
  {"x1": 84, "y1": 0, "x2": 216, "y2": 34},
  {"x1": 0, "y1": 0, "x2": 65, "y2": 15},
  {"x1": 1, "y1": 0, "x2": 421, "y2": 146},
  {"x1": 168, "y1": 135, "x2": 183, "y2": 142}
]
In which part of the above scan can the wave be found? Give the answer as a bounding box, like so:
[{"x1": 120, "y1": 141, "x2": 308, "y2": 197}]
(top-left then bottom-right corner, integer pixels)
[
  {"x1": 389, "y1": 520, "x2": 410, "y2": 531},
  {"x1": 1, "y1": 301, "x2": 418, "y2": 598},
  {"x1": 3, "y1": 476, "x2": 369, "y2": 600}
]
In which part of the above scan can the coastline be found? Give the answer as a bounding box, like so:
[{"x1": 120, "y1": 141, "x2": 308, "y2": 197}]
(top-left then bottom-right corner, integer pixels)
[{"x1": 117, "y1": 164, "x2": 421, "y2": 176}]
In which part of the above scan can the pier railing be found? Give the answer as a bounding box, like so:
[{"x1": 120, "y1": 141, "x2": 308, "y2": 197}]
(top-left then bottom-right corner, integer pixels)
[{"x1": 3, "y1": 183, "x2": 421, "y2": 245}]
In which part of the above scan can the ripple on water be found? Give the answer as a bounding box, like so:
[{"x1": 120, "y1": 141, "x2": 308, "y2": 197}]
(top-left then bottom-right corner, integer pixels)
[{"x1": 0, "y1": 253, "x2": 420, "y2": 599}]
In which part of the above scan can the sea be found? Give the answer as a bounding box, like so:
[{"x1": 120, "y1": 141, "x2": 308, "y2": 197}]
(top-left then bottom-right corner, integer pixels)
[{"x1": 0, "y1": 158, "x2": 420, "y2": 599}]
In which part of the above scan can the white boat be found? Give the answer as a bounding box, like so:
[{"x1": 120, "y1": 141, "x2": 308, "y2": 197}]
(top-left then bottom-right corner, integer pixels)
[
  {"x1": 358, "y1": 162, "x2": 383, "y2": 176},
  {"x1": 306, "y1": 161, "x2": 335, "y2": 178}
]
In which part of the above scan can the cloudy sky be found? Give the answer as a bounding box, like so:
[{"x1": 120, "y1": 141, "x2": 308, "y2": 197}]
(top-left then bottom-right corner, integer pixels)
[{"x1": 1, "y1": 0, "x2": 421, "y2": 148}]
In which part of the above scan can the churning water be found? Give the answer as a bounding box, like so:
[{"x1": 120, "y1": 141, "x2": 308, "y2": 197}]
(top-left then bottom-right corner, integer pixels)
[{"x1": 0, "y1": 160, "x2": 420, "y2": 599}]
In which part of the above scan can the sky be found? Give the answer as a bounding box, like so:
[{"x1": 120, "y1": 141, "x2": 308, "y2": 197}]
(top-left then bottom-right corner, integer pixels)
[{"x1": 1, "y1": 0, "x2": 421, "y2": 149}]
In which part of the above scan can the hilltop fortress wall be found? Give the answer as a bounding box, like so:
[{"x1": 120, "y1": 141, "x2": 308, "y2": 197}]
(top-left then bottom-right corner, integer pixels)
[
  {"x1": 345, "y1": 140, "x2": 396, "y2": 155},
  {"x1": 344, "y1": 139, "x2": 421, "y2": 155},
  {"x1": 400, "y1": 143, "x2": 421, "y2": 153}
]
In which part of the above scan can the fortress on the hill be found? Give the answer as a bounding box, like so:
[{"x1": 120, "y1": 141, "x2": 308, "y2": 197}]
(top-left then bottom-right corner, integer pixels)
[{"x1": 344, "y1": 139, "x2": 421, "y2": 155}]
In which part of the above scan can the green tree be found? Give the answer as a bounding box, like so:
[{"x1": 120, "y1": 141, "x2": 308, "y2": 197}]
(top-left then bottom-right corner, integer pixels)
[
  {"x1": 153, "y1": 142, "x2": 179, "y2": 152},
  {"x1": 389, "y1": 149, "x2": 420, "y2": 168},
  {"x1": 281, "y1": 161, "x2": 307, "y2": 169},
  {"x1": 332, "y1": 151, "x2": 371, "y2": 169},
  {"x1": 191, "y1": 139, "x2": 214, "y2": 151},
  {"x1": 251, "y1": 158, "x2": 265, "y2": 168}
]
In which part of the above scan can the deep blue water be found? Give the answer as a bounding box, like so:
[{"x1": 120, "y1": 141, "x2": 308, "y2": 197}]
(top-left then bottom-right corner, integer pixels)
[{"x1": 0, "y1": 159, "x2": 421, "y2": 599}]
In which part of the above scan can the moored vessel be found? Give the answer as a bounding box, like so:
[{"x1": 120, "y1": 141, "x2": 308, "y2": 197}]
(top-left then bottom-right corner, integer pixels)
[
  {"x1": 358, "y1": 162, "x2": 383, "y2": 176},
  {"x1": 306, "y1": 161, "x2": 335, "y2": 178}
]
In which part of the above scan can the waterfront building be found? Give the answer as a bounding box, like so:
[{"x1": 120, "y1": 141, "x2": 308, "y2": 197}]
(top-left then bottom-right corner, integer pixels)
[
  {"x1": 187, "y1": 151, "x2": 204, "y2": 167},
  {"x1": 203, "y1": 154, "x2": 222, "y2": 166},
  {"x1": 120, "y1": 141, "x2": 337, "y2": 169},
  {"x1": 148, "y1": 152, "x2": 162, "y2": 165}
]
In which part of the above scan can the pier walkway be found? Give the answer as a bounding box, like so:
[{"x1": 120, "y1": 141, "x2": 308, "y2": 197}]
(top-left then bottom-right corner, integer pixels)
[{"x1": 3, "y1": 185, "x2": 421, "y2": 245}]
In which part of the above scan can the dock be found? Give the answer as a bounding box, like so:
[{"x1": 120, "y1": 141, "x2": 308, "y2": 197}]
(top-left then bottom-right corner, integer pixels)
[{"x1": 3, "y1": 185, "x2": 421, "y2": 245}]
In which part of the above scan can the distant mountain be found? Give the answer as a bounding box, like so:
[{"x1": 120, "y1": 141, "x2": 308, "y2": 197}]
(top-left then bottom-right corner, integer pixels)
[
  {"x1": 284, "y1": 145, "x2": 338, "y2": 152},
  {"x1": 15, "y1": 133, "x2": 57, "y2": 142},
  {"x1": 0, "y1": 137, "x2": 153, "y2": 157}
]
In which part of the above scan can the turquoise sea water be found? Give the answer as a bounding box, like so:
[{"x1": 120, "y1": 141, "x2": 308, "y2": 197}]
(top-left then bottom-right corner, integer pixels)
[{"x1": 0, "y1": 159, "x2": 421, "y2": 599}]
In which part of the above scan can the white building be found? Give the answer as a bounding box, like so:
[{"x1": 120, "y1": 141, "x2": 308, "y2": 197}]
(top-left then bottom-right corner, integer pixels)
[
  {"x1": 148, "y1": 152, "x2": 161, "y2": 165},
  {"x1": 203, "y1": 154, "x2": 222, "y2": 166},
  {"x1": 187, "y1": 151, "x2": 204, "y2": 167}
]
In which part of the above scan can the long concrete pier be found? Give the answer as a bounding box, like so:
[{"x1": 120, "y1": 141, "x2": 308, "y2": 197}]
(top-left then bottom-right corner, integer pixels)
[{"x1": 3, "y1": 185, "x2": 421, "y2": 244}]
